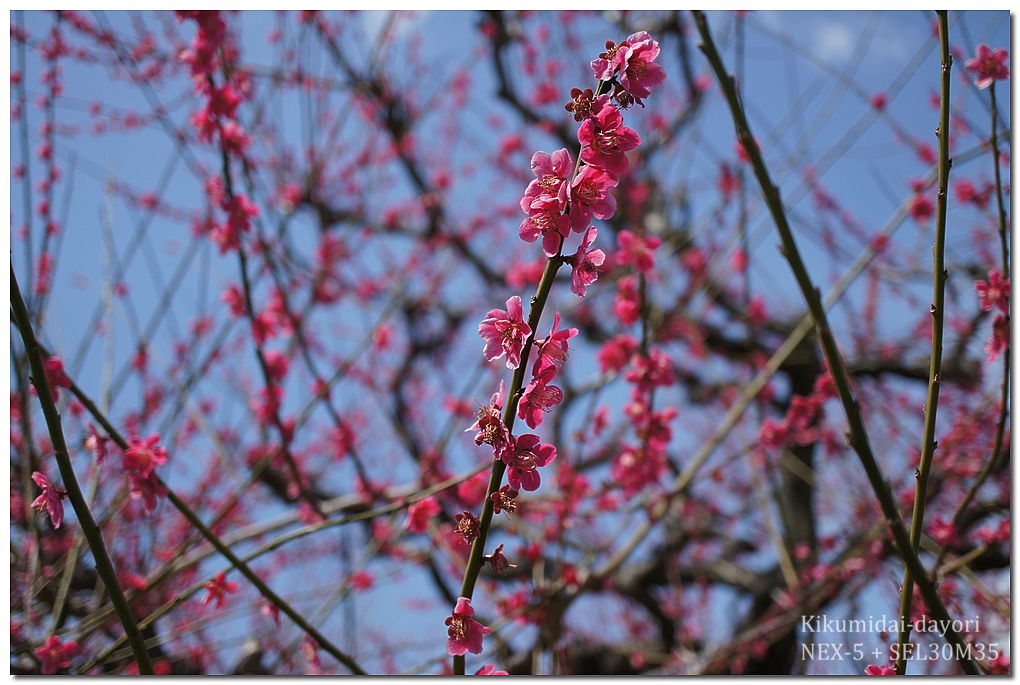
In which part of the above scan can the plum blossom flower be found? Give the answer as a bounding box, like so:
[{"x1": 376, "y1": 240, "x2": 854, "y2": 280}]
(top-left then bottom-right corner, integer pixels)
[
  {"x1": 611, "y1": 443, "x2": 667, "y2": 495},
  {"x1": 202, "y1": 571, "x2": 239, "y2": 609},
  {"x1": 445, "y1": 597, "x2": 490, "y2": 656},
  {"x1": 909, "y1": 192, "x2": 934, "y2": 224},
  {"x1": 127, "y1": 471, "x2": 167, "y2": 515},
  {"x1": 35, "y1": 635, "x2": 78, "y2": 674},
  {"x1": 454, "y1": 511, "x2": 481, "y2": 544},
  {"x1": 986, "y1": 314, "x2": 1009, "y2": 363},
  {"x1": 564, "y1": 88, "x2": 607, "y2": 122},
  {"x1": 567, "y1": 164, "x2": 618, "y2": 232},
  {"x1": 954, "y1": 179, "x2": 992, "y2": 209},
  {"x1": 479, "y1": 296, "x2": 532, "y2": 369},
  {"x1": 598, "y1": 334, "x2": 639, "y2": 374},
  {"x1": 615, "y1": 230, "x2": 661, "y2": 274},
  {"x1": 975, "y1": 268, "x2": 1010, "y2": 313},
  {"x1": 517, "y1": 366, "x2": 563, "y2": 429},
  {"x1": 614, "y1": 275, "x2": 640, "y2": 325},
  {"x1": 864, "y1": 665, "x2": 896, "y2": 675},
  {"x1": 490, "y1": 485, "x2": 519, "y2": 515},
  {"x1": 965, "y1": 44, "x2": 1009, "y2": 89},
  {"x1": 211, "y1": 192, "x2": 258, "y2": 253},
  {"x1": 591, "y1": 40, "x2": 625, "y2": 81},
  {"x1": 570, "y1": 226, "x2": 607, "y2": 297},
  {"x1": 475, "y1": 664, "x2": 509, "y2": 675},
  {"x1": 519, "y1": 196, "x2": 570, "y2": 257},
  {"x1": 532, "y1": 312, "x2": 579, "y2": 377},
  {"x1": 484, "y1": 544, "x2": 517, "y2": 575},
  {"x1": 521, "y1": 149, "x2": 572, "y2": 210},
  {"x1": 42, "y1": 356, "x2": 72, "y2": 402},
  {"x1": 501, "y1": 434, "x2": 557, "y2": 492},
  {"x1": 31, "y1": 472, "x2": 66, "y2": 529},
  {"x1": 616, "y1": 32, "x2": 666, "y2": 100},
  {"x1": 84, "y1": 423, "x2": 109, "y2": 463},
  {"x1": 124, "y1": 434, "x2": 168, "y2": 475},
  {"x1": 405, "y1": 496, "x2": 440, "y2": 533},
  {"x1": 123, "y1": 434, "x2": 168, "y2": 514},
  {"x1": 467, "y1": 381, "x2": 510, "y2": 457},
  {"x1": 578, "y1": 105, "x2": 641, "y2": 175},
  {"x1": 625, "y1": 347, "x2": 676, "y2": 391}
]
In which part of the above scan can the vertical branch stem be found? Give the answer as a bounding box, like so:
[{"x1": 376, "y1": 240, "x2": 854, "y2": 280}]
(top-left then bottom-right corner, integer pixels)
[
  {"x1": 10, "y1": 263, "x2": 154, "y2": 675},
  {"x1": 932, "y1": 74, "x2": 1012, "y2": 585},
  {"x1": 895, "y1": 11, "x2": 952, "y2": 672},
  {"x1": 986, "y1": 81, "x2": 1011, "y2": 477},
  {"x1": 691, "y1": 10, "x2": 978, "y2": 675},
  {"x1": 451, "y1": 75, "x2": 614, "y2": 675},
  {"x1": 452, "y1": 255, "x2": 564, "y2": 675}
]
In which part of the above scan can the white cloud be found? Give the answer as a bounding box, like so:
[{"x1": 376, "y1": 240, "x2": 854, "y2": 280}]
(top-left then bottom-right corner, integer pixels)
[{"x1": 812, "y1": 21, "x2": 855, "y2": 63}]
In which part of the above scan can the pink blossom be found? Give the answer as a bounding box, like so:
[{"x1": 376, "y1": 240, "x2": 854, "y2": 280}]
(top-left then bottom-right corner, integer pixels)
[
  {"x1": 567, "y1": 164, "x2": 618, "y2": 232},
  {"x1": 501, "y1": 434, "x2": 557, "y2": 492},
  {"x1": 478, "y1": 296, "x2": 532, "y2": 369},
  {"x1": 759, "y1": 418, "x2": 790, "y2": 449},
  {"x1": 35, "y1": 635, "x2": 78, "y2": 674},
  {"x1": 598, "y1": 334, "x2": 639, "y2": 374},
  {"x1": 578, "y1": 105, "x2": 641, "y2": 175},
  {"x1": 454, "y1": 510, "x2": 481, "y2": 544},
  {"x1": 532, "y1": 312, "x2": 578, "y2": 377},
  {"x1": 518, "y1": 367, "x2": 563, "y2": 429},
  {"x1": 624, "y1": 347, "x2": 676, "y2": 392},
  {"x1": 124, "y1": 434, "x2": 168, "y2": 475},
  {"x1": 42, "y1": 356, "x2": 71, "y2": 402},
  {"x1": 986, "y1": 314, "x2": 1009, "y2": 363},
  {"x1": 908, "y1": 192, "x2": 933, "y2": 224},
  {"x1": 975, "y1": 268, "x2": 1010, "y2": 313},
  {"x1": 617, "y1": 32, "x2": 666, "y2": 100},
  {"x1": 405, "y1": 496, "x2": 440, "y2": 533},
  {"x1": 31, "y1": 471, "x2": 66, "y2": 529},
  {"x1": 590, "y1": 33, "x2": 666, "y2": 102},
  {"x1": 519, "y1": 196, "x2": 570, "y2": 256},
  {"x1": 520, "y1": 149, "x2": 572, "y2": 211},
  {"x1": 263, "y1": 349, "x2": 290, "y2": 382},
  {"x1": 458, "y1": 470, "x2": 490, "y2": 506},
  {"x1": 467, "y1": 381, "x2": 510, "y2": 458},
  {"x1": 350, "y1": 570, "x2": 374, "y2": 590},
  {"x1": 570, "y1": 226, "x2": 607, "y2": 297},
  {"x1": 613, "y1": 275, "x2": 640, "y2": 325},
  {"x1": 615, "y1": 230, "x2": 661, "y2": 274},
  {"x1": 221, "y1": 283, "x2": 246, "y2": 317},
  {"x1": 475, "y1": 664, "x2": 509, "y2": 675},
  {"x1": 611, "y1": 444, "x2": 667, "y2": 495},
  {"x1": 954, "y1": 179, "x2": 991, "y2": 209},
  {"x1": 445, "y1": 597, "x2": 490, "y2": 656},
  {"x1": 564, "y1": 88, "x2": 608, "y2": 122},
  {"x1": 211, "y1": 193, "x2": 258, "y2": 253},
  {"x1": 122, "y1": 433, "x2": 168, "y2": 514},
  {"x1": 965, "y1": 44, "x2": 1009, "y2": 89},
  {"x1": 636, "y1": 407, "x2": 676, "y2": 449},
  {"x1": 84, "y1": 423, "x2": 109, "y2": 463},
  {"x1": 484, "y1": 543, "x2": 518, "y2": 575},
  {"x1": 490, "y1": 484, "x2": 519, "y2": 515},
  {"x1": 929, "y1": 515, "x2": 956, "y2": 547},
  {"x1": 864, "y1": 665, "x2": 896, "y2": 675},
  {"x1": 202, "y1": 571, "x2": 239, "y2": 609},
  {"x1": 128, "y1": 470, "x2": 168, "y2": 515}
]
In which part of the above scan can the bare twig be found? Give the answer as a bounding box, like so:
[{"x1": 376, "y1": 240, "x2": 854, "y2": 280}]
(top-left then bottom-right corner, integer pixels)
[{"x1": 692, "y1": 10, "x2": 979, "y2": 675}]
